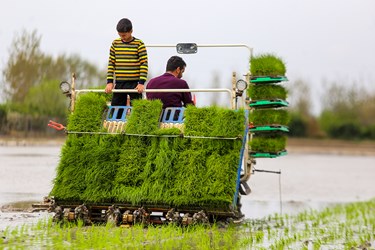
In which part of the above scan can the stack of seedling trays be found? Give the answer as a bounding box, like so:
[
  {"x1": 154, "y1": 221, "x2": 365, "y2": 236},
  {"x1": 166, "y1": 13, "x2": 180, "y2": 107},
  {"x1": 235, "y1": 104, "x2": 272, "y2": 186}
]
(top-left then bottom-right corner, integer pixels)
[{"x1": 248, "y1": 54, "x2": 290, "y2": 158}]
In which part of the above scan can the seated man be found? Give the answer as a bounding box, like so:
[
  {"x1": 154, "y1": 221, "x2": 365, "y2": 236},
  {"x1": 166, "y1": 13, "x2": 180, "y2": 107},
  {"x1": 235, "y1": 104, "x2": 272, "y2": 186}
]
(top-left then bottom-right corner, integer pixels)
[{"x1": 146, "y1": 56, "x2": 194, "y2": 109}]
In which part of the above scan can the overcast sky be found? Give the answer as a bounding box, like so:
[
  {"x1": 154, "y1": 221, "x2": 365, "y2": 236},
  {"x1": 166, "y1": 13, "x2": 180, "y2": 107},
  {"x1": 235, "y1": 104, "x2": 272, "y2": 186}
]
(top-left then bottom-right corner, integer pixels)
[{"x1": 1, "y1": 0, "x2": 374, "y2": 113}]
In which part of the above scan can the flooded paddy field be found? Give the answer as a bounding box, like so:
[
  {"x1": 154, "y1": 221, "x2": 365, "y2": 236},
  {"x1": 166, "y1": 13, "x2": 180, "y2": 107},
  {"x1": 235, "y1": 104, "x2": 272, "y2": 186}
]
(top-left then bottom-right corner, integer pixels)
[{"x1": 1, "y1": 139, "x2": 375, "y2": 230}]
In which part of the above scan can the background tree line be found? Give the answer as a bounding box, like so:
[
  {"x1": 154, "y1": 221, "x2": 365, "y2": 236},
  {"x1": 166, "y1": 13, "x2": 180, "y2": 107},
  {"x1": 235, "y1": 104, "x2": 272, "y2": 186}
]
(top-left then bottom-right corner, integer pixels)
[
  {"x1": 287, "y1": 79, "x2": 375, "y2": 140},
  {"x1": 1, "y1": 30, "x2": 374, "y2": 140},
  {"x1": 0, "y1": 30, "x2": 105, "y2": 136}
]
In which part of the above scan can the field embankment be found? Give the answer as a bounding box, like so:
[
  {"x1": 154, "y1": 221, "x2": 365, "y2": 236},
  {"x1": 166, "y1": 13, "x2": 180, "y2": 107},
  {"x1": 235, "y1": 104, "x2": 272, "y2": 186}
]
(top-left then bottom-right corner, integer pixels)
[{"x1": 287, "y1": 138, "x2": 375, "y2": 156}]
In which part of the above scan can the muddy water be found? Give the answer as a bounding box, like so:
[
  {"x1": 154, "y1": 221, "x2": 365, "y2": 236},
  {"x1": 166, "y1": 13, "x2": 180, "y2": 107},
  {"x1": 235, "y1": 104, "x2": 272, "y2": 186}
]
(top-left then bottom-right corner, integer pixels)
[
  {"x1": 0, "y1": 145, "x2": 59, "y2": 205},
  {"x1": 0, "y1": 145, "x2": 60, "y2": 229},
  {"x1": 1, "y1": 144, "x2": 375, "y2": 229},
  {"x1": 242, "y1": 153, "x2": 375, "y2": 218}
]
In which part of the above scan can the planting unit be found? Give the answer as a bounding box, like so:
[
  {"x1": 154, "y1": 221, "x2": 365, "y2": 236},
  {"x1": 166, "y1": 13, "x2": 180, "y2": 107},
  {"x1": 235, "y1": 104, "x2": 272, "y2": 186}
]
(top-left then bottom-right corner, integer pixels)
[
  {"x1": 42, "y1": 45, "x2": 289, "y2": 227},
  {"x1": 43, "y1": 43, "x2": 260, "y2": 226}
]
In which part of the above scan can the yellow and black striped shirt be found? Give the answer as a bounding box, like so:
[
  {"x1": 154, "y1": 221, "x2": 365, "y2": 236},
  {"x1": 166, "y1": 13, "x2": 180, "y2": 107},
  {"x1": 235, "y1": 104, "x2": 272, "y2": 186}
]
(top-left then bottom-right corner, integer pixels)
[{"x1": 107, "y1": 37, "x2": 148, "y2": 84}]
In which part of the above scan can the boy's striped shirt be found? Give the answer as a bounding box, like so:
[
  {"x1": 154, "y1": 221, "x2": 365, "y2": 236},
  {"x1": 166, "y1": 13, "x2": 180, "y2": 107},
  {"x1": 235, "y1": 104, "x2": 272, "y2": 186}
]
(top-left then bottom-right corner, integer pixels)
[{"x1": 107, "y1": 37, "x2": 148, "y2": 84}]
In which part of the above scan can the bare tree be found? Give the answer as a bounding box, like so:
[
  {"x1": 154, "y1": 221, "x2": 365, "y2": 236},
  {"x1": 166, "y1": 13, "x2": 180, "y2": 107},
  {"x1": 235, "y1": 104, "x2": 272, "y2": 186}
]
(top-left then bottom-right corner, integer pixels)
[
  {"x1": 2, "y1": 30, "x2": 44, "y2": 103},
  {"x1": 287, "y1": 78, "x2": 312, "y2": 116}
]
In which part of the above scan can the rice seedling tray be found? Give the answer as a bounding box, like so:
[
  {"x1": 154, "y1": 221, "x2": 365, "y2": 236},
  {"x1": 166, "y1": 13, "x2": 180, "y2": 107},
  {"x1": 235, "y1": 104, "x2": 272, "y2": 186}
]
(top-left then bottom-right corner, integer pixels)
[
  {"x1": 249, "y1": 149, "x2": 288, "y2": 158},
  {"x1": 250, "y1": 76, "x2": 288, "y2": 84},
  {"x1": 247, "y1": 84, "x2": 288, "y2": 101},
  {"x1": 249, "y1": 124, "x2": 289, "y2": 134},
  {"x1": 249, "y1": 99, "x2": 289, "y2": 108},
  {"x1": 249, "y1": 109, "x2": 290, "y2": 126}
]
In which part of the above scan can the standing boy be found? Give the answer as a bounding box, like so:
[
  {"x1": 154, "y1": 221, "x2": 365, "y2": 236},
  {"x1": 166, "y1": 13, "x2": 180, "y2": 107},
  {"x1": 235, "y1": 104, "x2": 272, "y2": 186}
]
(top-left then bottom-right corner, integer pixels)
[{"x1": 105, "y1": 18, "x2": 148, "y2": 106}]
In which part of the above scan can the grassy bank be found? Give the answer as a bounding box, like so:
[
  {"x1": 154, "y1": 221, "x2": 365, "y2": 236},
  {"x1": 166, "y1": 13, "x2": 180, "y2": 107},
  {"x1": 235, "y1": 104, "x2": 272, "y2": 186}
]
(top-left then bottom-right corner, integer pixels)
[{"x1": 1, "y1": 199, "x2": 374, "y2": 249}]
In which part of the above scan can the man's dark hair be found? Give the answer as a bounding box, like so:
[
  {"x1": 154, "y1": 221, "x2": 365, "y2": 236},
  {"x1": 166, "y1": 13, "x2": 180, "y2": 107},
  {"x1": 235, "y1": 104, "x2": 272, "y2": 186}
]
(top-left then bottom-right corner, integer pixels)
[
  {"x1": 116, "y1": 18, "x2": 132, "y2": 32},
  {"x1": 166, "y1": 56, "x2": 186, "y2": 72}
]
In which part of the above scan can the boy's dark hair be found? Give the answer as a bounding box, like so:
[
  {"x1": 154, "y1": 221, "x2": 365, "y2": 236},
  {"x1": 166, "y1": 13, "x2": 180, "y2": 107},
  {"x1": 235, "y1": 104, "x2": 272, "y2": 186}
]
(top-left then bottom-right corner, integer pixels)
[
  {"x1": 116, "y1": 18, "x2": 132, "y2": 32},
  {"x1": 166, "y1": 56, "x2": 186, "y2": 72}
]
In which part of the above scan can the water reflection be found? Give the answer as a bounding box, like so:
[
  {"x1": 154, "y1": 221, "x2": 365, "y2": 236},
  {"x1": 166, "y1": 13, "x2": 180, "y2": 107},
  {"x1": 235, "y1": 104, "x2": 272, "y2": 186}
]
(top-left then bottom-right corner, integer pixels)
[{"x1": 242, "y1": 200, "x2": 343, "y2": 219}]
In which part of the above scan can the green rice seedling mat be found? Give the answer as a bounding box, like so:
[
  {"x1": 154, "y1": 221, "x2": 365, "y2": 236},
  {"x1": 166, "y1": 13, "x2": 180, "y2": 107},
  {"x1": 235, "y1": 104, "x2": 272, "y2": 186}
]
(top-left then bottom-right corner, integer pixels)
[
  {"x1": 249, "y1": 109, "x2": 290, "y2": 126},
  {"x1": 247, "y1": 84, "x2": 287, "y2": 100},
  {"x1": 249, "y1": 125, "x2": 289, "y2": 134},
  {"x1": 50, "y1": 93, "x2": 247, "y2": 211},
  {"x1": 249, "y1": 136, "x2": 287, "y2": 153},
  {"x1": 250, "y1": 76, "x2": 288, "y2": 83},
  {"x1": 249, "y1": 150, "x2": 288, "y2": 158},
  {"x1": 250, "y1": 53, "x2": 286, "y2": 76},
  {"x1": 249, "y1": 99, "x2": 289, "y2": 108}
]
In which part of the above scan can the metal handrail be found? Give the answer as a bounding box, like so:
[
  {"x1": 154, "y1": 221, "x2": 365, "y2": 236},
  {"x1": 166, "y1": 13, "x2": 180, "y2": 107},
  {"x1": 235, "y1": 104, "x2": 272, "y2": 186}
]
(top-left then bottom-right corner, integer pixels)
[
  {"x1": 146, "y1": 43, "x2": 253, "y2": 57},
  {"x1": 75, "y1": 88, "x2": 234, "y2": 108},
  {"x1": 76, "y1": 88, "x2": 232, "y2": 94}
]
